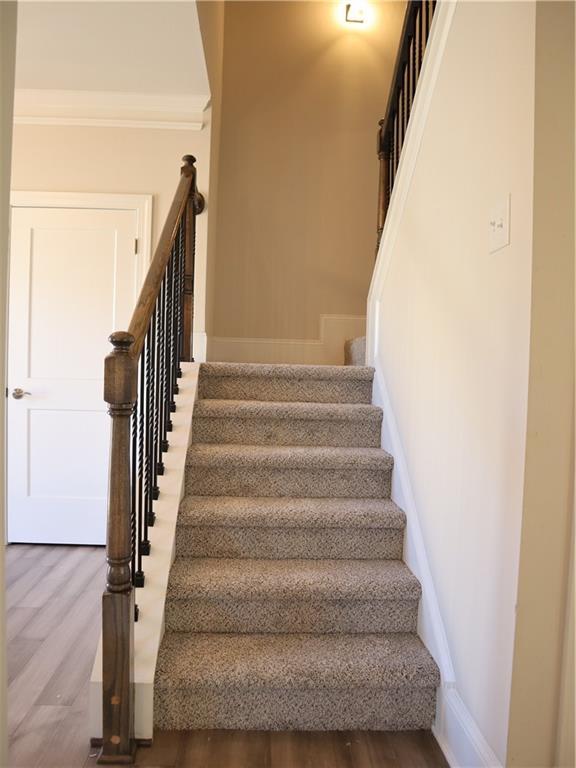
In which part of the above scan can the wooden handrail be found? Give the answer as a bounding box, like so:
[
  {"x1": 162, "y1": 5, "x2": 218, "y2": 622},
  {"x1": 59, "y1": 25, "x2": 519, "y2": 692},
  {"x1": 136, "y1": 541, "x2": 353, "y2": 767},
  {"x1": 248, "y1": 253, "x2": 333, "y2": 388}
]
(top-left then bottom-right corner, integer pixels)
[
  {"x1": 128, "y1": 157, "x2": 203, "y2": 362},
  {"x1": 98, "y1": 155, "x2": 204, "y2": 764},
  {"x1": 376, "y1": 0, "x2": 436, "y2": 248}
]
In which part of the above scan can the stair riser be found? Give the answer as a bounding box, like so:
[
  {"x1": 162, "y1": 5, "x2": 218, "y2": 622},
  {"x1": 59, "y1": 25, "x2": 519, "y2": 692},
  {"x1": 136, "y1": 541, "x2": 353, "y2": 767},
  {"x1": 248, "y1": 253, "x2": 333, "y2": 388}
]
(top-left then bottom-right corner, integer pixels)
[
  {"x1": 176, "y1": 526, "x2": 404, "y2": 559},
  {"x1": 198, "y1": 377, "x2": 373, "y2": 404},
  {"x1": 164, "y1": 598, "x2": 418, "y2": 634},
  {"x1": 185, "y1": 467, "x2": 391, "y2": 498},
  {"x1": 154, "y1": 685, "x2": 437, "y2": 730},
  {"x1": 192, "y1": 417, "x2": 382, "y2": 447}
]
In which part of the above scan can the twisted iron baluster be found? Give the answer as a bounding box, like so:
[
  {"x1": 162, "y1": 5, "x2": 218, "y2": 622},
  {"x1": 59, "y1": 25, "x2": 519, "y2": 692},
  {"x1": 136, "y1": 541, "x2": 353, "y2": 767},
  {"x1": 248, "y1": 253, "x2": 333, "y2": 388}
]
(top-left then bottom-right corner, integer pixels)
[
  {"x1": 165, "y1": 256, "x2": 175, "y2": 429},
  {"x1": 151, "y1": 303, "x2": 160, "y2": 500},
  {"x1": 176, "y1": 217, "x2": 184, "y2": 377},
  {"x1": 145, "y1": 321, "x2": 155, "y2": 528},
  {"x1": 130, "y1": 402, "x2": 137, "y2": 590},
  {"x1": 170, "y1": 239, "x2": 179, "y2": 397},
  {"x1": 133, "y1": 356, "x2": 145, "y2": 587},
  {"x1": 159, "y1": 276, "x2": 169, "y2": 452}
]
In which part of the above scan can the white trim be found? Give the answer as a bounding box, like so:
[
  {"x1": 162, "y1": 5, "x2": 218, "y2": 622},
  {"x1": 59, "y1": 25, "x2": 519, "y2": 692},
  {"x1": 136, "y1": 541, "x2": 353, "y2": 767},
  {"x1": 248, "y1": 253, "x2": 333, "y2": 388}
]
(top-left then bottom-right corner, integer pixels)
[
  {"x1": 192, "y1": 331, "x2": 207, "y2": 363},
  {"x1": 13, "y1": 89, "x2": 209, "y2": 131},
  {"x1": 364, "y1": 2, "x2": 503, "y2": 764},
  {"x1": 367, "y1": 0, "x2": 457, "y2": 325},
  {"x1": 208, "y1": 314, "x2": 366, "y2": 365},
  {"x1": 89, "y1": 363, "x2": 199, "y2": 740},
  {"x1": 372, "y1": 369, "x2": 455, "y2": 683},
  {"x1": 434, "y1": 686, "x2": 503, "y2": 768},
  {"x1": 10, "y1": 191, "x2": 153, "y2": 286},
  {"x1": 14, "y1": 116, "x2": 204, "y2": 131}
]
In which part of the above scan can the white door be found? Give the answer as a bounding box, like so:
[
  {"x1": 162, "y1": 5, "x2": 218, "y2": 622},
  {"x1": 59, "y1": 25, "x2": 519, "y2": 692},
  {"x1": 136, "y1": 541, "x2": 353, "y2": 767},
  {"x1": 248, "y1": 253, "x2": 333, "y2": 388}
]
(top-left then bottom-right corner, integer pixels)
[{"x1": 7, "y1": 200, "x2": 149, "y2": 544}]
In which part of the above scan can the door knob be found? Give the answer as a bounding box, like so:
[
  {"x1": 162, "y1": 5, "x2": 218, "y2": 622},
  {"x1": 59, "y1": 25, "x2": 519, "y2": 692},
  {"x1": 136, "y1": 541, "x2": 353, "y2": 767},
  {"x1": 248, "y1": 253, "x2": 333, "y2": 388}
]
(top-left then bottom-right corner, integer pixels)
[{"x1": 12, "y1": 388, "x2": 31, "y2": 400}]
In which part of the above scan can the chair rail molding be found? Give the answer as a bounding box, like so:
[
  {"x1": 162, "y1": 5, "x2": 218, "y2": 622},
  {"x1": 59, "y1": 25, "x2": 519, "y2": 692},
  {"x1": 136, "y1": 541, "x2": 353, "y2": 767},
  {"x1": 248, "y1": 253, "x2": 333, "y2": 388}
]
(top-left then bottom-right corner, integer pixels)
[
  {"x1": 13, "y1": 89, "x2": 210, "y2": 131},
  {"x1": 208, "y1": 314, "x2": 366, "y2": 366}
]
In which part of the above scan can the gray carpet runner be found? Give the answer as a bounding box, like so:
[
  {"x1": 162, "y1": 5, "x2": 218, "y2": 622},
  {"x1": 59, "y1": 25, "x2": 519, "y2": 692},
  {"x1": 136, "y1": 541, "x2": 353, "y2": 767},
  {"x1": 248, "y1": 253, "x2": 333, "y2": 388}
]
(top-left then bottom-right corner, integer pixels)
[{"x1": 155, "y1": 362, "x2": 439, "y2": 730}]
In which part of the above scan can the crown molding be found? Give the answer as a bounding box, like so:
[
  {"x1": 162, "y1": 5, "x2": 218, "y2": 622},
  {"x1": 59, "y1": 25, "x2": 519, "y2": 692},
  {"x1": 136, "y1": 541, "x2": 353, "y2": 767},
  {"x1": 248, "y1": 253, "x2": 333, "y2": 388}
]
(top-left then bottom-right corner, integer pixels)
[{"x1": 13, "y1": 89, "x2": 210, "y2": 130}]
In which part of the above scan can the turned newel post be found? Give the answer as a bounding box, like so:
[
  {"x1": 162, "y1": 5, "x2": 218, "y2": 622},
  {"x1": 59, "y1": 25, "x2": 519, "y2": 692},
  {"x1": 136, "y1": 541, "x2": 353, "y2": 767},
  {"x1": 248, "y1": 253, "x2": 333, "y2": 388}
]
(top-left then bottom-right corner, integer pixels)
[
  {"x1": 99, "y1": 331, "x2": 137, "y2": 765},
  {"x1": 181, "y1": 155, "x2": 205, "y2": 362},
  {"x1": 376, "y1": 119, "x2": 390, "y2": 253}
]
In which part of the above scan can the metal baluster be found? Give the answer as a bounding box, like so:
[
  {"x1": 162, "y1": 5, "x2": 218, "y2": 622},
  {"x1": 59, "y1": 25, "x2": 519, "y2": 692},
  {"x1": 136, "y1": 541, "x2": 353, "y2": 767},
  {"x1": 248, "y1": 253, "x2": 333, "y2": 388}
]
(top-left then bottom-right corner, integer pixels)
[
  {"x1": 130, "y1": 404, "x2": 137, "y2": 588},
  {"x1": 133, "y1": 358, "x2": 145, "y2": 587},
  {"x1": 388, "y1": 141, "x2": 393, "y2": 201},
  {"x1": 139, "y1": 354, "x2": 150, "y2": 557},
  {"x1": 393, "y1": 113, "x2": 399, "y2": 179},
  {"x1": 409, "y1": 37, "x2": 415, "y2": 107},
  {"x1": 418, "y1": 3, "x2": 425, "y2": 68},
  {"x1": 144, "y1": 324, "x2": 154, "y2": 536},
  {"x1": 423, "y1": 0, "x2": 430, "y2": 41},
  {"x1": 403, "y1": 66, "x2": 409, "y2": 142},
  {"x1": 151, "y1": 304, "x2": 160, "y2": 500},
  {"x1": 159, "y1": 276, "x2": 169, "y2": 452},
  {"x1": 176, "y1": 218, "x2": 185, "y2": 378},
  {"x1": 170, "y1": 240, "x2": 179, "y2": 398},
  {"x1": 165, "y1": 256, "x2": 175, "y2": 430}
]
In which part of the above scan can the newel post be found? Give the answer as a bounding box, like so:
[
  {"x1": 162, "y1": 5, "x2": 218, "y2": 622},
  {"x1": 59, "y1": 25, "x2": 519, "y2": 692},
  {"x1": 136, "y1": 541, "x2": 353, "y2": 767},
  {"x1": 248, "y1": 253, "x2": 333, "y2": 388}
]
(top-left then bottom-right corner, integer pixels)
[
  {"x1": 99, "y1": 331, "x2": 137, "y2": 765},
  {"x1": 181, "y1": 154, "x2": 205, "y2": 362},
  {"x1": 376, "y1": 119, "x2": 390, "y2": 252}
]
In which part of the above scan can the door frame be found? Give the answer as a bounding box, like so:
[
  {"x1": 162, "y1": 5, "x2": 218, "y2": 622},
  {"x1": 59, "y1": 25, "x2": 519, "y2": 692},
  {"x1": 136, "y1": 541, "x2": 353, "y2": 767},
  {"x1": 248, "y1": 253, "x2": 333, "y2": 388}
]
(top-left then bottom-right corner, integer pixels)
[
  {"x1": 10, "y1": 191, "x2": 153, "y2": 284},
  {"x1": 5, "y1": 191, "x2": 153, "y2": 543}
]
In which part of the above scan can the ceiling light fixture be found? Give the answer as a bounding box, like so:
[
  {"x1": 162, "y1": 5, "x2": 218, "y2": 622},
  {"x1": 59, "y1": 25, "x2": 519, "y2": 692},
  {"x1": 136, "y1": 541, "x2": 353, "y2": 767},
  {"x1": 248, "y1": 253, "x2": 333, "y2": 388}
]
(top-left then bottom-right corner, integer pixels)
[{"x1": 345, "y1": 2, "x2": 366, "y2": 24}]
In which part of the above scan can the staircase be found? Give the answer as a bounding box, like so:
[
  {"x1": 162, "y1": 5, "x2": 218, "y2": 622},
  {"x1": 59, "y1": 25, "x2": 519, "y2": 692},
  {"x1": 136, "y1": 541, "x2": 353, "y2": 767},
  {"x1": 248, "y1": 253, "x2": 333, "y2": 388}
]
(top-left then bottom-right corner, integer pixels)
[{"x1": 154, "y1": 362, "x2": 440, "y2": 731}]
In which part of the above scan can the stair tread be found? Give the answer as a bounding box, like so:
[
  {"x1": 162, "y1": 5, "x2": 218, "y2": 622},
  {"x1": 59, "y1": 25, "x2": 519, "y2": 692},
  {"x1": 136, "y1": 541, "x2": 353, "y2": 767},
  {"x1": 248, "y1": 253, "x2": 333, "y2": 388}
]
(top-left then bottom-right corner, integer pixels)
[
  {"x1": 199, "y1": 362, "x2": 375, "y2": 381},
  {"x1": 155, "y1": 632, "x2": 439, "y2": 689},
  {"x1": 167, "y1": 557, "x2": 420, "y2": 601},
  {"x1": 186, "y1": 443, "x2": 393, "y2": 470},
  {"x1": 194, "y1": 399, "x2": 382, "y2": 422},
  {"x1": 178, "y1": 496, "x2": 405, "y2": 529}
]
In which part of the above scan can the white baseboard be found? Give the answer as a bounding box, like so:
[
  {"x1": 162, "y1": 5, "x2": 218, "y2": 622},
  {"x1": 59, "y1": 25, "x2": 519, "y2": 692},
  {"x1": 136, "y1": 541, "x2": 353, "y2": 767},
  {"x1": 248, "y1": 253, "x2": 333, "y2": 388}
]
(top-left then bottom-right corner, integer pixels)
[
  {"x1": 371, "y1": 370, "x2": 455, "y2": 684},
  {"x1": 434, "y1": 686, "x2": 503, "y2": 768},
  {"x1": 89, "y1": 363, "x2": 199, "y2": 740},
  {"x1": 373, "y1": 359, "x2": 502, "y2": 768},
  {"x1": 208, "y1": 314, "x2": 366, "y2": 365},
  {"x1": 192, "y1": 331, "x2": 207, "y2": 363}
]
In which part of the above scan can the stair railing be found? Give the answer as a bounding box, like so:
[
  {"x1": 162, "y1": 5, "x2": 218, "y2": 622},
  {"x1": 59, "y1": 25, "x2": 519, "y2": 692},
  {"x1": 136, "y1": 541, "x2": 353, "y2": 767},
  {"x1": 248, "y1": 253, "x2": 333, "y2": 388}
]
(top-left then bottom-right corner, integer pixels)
[
  {"x1": 98, "y1": 155, "x2": 204, "y2": 764},
  {"x1": 376, "y1": 0, "x2": 437, "y2": 249}
]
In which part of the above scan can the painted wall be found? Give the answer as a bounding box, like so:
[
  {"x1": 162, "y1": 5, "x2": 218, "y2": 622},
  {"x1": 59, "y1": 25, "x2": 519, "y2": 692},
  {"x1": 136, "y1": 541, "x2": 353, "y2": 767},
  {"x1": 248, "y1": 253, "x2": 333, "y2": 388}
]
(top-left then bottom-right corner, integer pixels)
[
  {"x1": 197, "y1": 0, "x2": 225, "y2": 341},
  {"x1": 507, "y1": 3, "x2": 575, "y2": 764},
  {"x1": 0, "y1": 3, "x2": 17, "y2": 764},
  {"x1": 367, "y1": 2, "x2": 537, "y2": 762},
  {"x1": 10, "y1": 124, "x2": 212, "y2": 360},
  {"x1": 210, "y1": 0, "x2": 405, "y2": 362}
]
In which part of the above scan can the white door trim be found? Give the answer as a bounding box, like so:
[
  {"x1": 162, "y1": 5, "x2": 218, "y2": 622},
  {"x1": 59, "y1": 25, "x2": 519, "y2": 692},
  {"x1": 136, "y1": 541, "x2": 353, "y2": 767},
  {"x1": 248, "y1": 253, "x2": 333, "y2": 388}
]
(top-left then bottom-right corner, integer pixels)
[{"x1": 10, "y1": 191, "x2": 153, "y2": 284}]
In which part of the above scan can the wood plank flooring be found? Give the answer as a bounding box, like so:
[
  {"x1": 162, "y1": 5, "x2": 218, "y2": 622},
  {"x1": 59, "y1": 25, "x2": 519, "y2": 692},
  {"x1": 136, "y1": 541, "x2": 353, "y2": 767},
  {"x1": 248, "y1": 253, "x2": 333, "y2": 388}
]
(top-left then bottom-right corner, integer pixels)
[{"x1": 7, "y1": 544, "x2": 448, "y2": 768}]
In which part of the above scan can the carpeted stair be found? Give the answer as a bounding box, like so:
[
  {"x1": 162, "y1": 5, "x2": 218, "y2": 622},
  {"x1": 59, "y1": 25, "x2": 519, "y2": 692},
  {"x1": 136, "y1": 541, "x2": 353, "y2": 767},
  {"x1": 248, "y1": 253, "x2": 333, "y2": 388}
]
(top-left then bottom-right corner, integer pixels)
[{"x1": 155, "y1": 362, "x2": 439, "y2": 731}]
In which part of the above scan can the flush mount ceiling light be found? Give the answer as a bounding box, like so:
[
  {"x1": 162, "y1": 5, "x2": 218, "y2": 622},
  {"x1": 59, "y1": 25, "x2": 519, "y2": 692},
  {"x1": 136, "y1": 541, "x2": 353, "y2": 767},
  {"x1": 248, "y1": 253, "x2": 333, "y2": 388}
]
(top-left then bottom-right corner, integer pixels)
[{"x1": 345, "y1": 2, "x2": 366, "y2": 24}]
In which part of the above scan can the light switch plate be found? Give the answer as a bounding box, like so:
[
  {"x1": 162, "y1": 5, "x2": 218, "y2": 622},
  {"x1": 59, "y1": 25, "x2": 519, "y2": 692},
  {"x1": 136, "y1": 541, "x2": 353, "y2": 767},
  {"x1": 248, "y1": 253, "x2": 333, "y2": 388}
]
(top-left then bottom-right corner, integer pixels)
[{"x1": 489, "y1": 194, "x2": 511, "y2": 253}]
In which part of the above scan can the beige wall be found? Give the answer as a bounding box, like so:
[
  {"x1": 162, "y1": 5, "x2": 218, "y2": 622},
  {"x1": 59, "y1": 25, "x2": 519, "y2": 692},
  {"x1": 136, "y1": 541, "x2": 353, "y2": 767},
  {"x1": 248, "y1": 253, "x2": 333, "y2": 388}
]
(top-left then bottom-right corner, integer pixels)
[
  {"x1": 210, "y1": 0, "x2": 405, "y2": 358},
  {"x1": 507, "y1": 3, "x2": 575, "y2": 765},
  {"x1": 0, "y1": 3, "x2": 17, "y2": 764},
  {"x1": 197, "y1": 0, "x2": 225, "y2": 339},
  {"x1": 10, "y1": 124, "x2": 212, "y2": 354},
  {"x1": 367, "y1": 2, "x2": 537, "y2": 761},
  {"x1": 555, "y1": 533, "x2": 575, "y2": 766}
]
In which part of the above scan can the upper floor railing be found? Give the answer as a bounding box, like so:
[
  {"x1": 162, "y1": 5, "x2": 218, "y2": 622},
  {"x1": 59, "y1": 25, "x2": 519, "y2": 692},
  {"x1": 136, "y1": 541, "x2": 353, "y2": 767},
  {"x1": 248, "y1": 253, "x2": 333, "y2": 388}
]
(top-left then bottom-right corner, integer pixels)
[
  {"x1": 376, "y1": 0, "x2": 437, "y2": 249},
  {"x1": 98, "y1": 155, "x2": 204, "y2": 764}
]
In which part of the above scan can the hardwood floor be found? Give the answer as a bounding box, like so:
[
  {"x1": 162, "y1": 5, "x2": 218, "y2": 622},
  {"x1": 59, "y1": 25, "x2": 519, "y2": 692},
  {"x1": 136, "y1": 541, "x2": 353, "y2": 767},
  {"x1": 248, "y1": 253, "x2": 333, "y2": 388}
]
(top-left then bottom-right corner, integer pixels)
[{"x1": 6, "y1": 544, "x2": 448, "y2": 768}]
